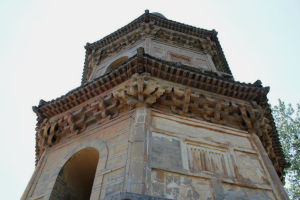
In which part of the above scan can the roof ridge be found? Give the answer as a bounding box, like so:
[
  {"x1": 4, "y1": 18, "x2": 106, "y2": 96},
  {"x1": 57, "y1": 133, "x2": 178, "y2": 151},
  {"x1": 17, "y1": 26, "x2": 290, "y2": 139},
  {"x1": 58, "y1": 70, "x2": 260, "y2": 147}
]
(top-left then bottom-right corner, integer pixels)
[
  {"x1": 36, "y1": 51, "x2": 267, "y2": 110},
  {"x1": 85, "y1": 10, "x2": 214, "y2": 50}
]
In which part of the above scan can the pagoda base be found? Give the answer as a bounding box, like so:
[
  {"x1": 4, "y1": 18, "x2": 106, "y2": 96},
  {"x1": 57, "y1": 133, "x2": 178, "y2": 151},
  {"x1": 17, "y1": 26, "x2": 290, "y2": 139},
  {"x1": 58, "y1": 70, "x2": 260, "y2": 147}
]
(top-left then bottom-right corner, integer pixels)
[{"x1": 109, "y1": 192, "x2": 171, "y2": 200}]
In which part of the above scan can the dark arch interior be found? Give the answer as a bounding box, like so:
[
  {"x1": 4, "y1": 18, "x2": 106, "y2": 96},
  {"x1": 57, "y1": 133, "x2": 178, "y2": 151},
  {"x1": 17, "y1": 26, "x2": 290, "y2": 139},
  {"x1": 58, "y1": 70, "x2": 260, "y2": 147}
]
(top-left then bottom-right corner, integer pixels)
[
  {"x1": 106, "y1": 56, "x2": 128, "y2": 73},
  {"x1": 50, "y1": 147, "x2": 99, "y2": 200}
]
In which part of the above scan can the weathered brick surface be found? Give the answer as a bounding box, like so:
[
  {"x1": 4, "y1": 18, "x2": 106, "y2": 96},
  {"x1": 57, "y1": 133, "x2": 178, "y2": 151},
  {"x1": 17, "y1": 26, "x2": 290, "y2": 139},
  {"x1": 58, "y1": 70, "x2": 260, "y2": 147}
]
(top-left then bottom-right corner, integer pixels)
[
  {"x1": 24, "y1": 112, "x2": 133, "y2": 200},
  {"x1": 109, "y1": 192, "x2": 171, "y2": 200},
  {"x1": 146, "y1": 110, "x2": 286, "y2": 200},
  {"x1": 23, "y1": 108, "x2": 289, "y2": 200},
  {"x1": 151, "y1": 133, "x2": 183, "y2": 171}
]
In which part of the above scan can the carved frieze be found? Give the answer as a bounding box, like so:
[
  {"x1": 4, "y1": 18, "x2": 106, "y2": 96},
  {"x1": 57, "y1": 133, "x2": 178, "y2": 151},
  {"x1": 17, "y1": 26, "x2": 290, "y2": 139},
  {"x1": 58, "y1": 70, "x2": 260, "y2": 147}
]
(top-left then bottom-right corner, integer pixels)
[
  {"x1": 36, "y1": 93, "x2": 123, "y2": 158},
  {"x1": 83, "y1": 26, "x2": 223, "y2": 83},
  {"x1": 187, "y1": 144, "x2": 232, "y2": 177},
  {"x1": 36, "y1": 74, "x2": 280, "y2": 180}
]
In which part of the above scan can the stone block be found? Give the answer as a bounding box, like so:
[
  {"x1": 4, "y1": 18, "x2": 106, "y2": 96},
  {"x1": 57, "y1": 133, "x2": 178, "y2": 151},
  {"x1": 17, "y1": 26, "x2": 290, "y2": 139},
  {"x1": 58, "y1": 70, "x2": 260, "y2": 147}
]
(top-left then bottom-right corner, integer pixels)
[
  {"x1": 151, "y1": 132, "x2": 183, "y2": 171},
  {"x1": 151, "y1": 170, "x2": 213, "y2": 200}
]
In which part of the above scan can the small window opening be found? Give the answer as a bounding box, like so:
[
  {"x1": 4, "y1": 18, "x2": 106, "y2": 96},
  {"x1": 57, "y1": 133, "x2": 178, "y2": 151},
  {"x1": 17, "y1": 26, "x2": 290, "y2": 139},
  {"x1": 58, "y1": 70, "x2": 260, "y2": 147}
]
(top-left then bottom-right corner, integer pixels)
[{"x1": 105, "y1": 56, "x2": 128, "y2": 73}]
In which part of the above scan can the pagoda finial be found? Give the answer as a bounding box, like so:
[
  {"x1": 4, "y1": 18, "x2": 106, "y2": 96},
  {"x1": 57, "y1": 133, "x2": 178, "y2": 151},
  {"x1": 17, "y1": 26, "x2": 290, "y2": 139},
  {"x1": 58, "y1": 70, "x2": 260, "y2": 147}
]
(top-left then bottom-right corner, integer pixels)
[{"x1": 144, "y1": 9, "x2": 150, "y2": 22}]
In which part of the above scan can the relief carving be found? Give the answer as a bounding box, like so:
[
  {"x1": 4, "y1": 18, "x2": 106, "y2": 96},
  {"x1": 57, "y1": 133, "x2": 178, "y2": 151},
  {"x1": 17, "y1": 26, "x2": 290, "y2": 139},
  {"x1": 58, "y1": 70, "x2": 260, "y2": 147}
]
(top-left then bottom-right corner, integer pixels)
[
  {"x1": 151, "y1": 170, "x2": 213, "y2": 200},
  {"x1": 36, "y1": 73, "x2": 279, "y2": 177},
  {"x1": 84, "y1": 26, "x2": 218, "y2": 82},
  {"x1": 169, "y1": 51, "x2": 192, "y2": 65},
  {"x1": 187, "y1": 145, "x2": 232, "y2": 177},
  {"x1": 235, "y1": 151, "x2": 269, "y2": 185},
  {"x1": 36, "y1": 93, "x2": 123, "y2": 158}
]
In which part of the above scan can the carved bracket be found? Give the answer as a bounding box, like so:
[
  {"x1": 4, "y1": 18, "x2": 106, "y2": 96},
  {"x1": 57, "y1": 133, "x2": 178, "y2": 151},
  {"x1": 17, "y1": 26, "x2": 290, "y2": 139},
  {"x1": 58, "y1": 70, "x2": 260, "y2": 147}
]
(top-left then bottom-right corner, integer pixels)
[{"x1": 35, "y1": 74, "x2": 282, "y2": 180}]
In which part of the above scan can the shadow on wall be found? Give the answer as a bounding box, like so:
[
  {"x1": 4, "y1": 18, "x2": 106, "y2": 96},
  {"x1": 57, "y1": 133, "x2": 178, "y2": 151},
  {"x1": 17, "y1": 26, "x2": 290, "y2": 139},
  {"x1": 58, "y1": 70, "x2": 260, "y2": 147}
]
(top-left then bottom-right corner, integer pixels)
[
  {"x1": 105, "y1": 56, "x2": 129, "y2": 73},
  {"x1": 49, "y1": 147, "x2": 99, "y2": 200}
]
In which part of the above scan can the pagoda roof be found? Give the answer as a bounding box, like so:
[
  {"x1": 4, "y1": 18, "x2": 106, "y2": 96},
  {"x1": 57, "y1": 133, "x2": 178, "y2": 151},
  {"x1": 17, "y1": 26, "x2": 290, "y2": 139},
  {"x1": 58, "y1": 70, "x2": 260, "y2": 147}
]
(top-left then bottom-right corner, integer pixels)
[
  {"x1": 34, "y1": 50, "x2": 267, "y2": 121},
  {"x1": 81, "y1": 10, "x2": 231, "y2": 84},
  {"x1": 32, "y1": 12, "x2": 289, "y2": 181},
  {"x1": 33, "y1": 49, "x2": 288, "y2": 180}
]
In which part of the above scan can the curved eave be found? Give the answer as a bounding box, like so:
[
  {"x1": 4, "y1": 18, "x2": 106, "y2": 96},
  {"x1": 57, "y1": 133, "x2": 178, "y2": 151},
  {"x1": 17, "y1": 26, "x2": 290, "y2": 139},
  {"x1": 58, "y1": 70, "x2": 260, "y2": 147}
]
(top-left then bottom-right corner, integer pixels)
[
  {"x1": 36, "y1": 51, "x2": 266, "y2": 121},
  {"x1": 81, "y1": 10, "x2": 231, "y2": 84},
  {"x1": 33, "y1": 49, "x2": 288, "y2": 178}
]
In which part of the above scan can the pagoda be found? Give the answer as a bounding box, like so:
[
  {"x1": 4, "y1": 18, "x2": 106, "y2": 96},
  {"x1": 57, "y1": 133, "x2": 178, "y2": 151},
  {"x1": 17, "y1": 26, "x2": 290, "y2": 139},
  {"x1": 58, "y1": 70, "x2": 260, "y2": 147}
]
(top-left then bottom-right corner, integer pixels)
[{"x1": 22, "y1": 10, "x2": 289, "y2": 200}]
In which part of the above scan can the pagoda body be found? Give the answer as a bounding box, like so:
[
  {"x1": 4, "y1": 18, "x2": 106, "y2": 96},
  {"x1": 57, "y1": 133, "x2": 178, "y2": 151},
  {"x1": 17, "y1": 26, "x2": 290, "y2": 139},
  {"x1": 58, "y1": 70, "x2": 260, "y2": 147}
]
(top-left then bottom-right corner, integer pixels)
[{"x1": 22, "y1": 11, "x2": 289, "y2": 200}]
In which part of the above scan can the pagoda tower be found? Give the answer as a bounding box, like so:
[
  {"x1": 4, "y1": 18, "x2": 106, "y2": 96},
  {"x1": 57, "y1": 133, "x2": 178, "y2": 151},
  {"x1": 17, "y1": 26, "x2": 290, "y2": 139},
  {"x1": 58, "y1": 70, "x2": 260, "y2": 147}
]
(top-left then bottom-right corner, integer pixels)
[{"x1": 22, "y1": 10, "x2": 289, "y2": 200}]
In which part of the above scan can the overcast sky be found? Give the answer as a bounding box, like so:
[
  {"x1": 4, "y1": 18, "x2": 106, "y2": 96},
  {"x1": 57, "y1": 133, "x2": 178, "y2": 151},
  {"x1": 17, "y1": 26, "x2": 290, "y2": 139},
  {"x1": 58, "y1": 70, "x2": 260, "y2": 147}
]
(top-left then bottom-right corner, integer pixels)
[{"x1": 0, "y1": 0, "x2": 299, "y2": 199}]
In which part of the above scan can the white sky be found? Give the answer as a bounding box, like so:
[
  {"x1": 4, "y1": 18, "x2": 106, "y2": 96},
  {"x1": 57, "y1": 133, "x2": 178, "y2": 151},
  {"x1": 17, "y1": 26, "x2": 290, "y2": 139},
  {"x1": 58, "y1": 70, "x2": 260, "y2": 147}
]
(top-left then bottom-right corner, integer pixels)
[{"x1": 0, "y1": 0, "x2": 299, "y2": 199}]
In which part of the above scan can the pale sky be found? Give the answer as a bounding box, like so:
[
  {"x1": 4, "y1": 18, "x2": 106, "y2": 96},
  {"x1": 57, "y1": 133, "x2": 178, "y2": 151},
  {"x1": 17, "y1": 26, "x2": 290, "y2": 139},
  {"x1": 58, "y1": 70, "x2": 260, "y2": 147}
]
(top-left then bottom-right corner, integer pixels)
[{"x1": 0, "y1": 0, "x2": 299, "y2": 199}]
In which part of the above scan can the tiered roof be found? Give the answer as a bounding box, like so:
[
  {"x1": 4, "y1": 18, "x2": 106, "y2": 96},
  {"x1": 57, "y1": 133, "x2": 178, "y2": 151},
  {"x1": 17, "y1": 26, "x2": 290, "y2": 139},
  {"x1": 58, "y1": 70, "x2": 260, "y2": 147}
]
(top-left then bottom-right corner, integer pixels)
[
  {"x1": 33, "y1": 11, "x2": 289, "y2": 181},
  {"x1": 81, "y1": 10, "x2": 232, "y2": 84}
]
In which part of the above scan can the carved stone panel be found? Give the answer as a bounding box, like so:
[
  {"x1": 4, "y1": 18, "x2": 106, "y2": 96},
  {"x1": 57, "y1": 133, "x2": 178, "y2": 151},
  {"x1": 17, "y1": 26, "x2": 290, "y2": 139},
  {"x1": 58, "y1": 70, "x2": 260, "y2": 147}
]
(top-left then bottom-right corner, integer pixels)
[
  {"x1": 151, "y1": 170, "x2": 213, "y2": 200},
  {"x1": 151, "y1": 132, "x2": 183, "y2": 171},
  {"x1": 221, "y1": 184, "x2": 275, "y2": 200},
  {"x1": 151, "y1": 41, "x2": 217, "y2": 71},
  {"x1": 187, "y1": 144, "x2": 232, "y2": 177},
  {"x1": 151, "y1": 113, "x2": 253, "y2": 151},
  {"x1": 168, "y1": 51, "x2": 192, "y2": 65},
  {"x1": 152, "y1": 46, "x2": 166, "y2": 59},
  {"x1": 100, "y1": 167, "x2": 125, "y2": 199},
  {"x1": 194, "y1": 57, "x2": 210, "y2": 70},
  {"x1": 235, "y1": 151, "x2": 269, "y2": 185}
]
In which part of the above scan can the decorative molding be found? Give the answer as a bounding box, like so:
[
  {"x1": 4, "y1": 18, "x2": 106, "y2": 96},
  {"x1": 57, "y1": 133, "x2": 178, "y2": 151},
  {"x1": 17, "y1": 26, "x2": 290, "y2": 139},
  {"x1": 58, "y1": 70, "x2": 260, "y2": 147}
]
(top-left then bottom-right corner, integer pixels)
[
  {"x1": 35, "y1": 74, "x2": 285, "y2": 181},
  {"x1": 34, "y1": 49, "x2": 265, "y2": 124},
  {"x1": 82, "y1": 11, "x2": 231, "y2": 84},
  {"x1": 84, "y1": 26, "x2": 210, "y2": 83},
  {"x1": 187, "y1": 144, "x2": 232, "y2": 177}
]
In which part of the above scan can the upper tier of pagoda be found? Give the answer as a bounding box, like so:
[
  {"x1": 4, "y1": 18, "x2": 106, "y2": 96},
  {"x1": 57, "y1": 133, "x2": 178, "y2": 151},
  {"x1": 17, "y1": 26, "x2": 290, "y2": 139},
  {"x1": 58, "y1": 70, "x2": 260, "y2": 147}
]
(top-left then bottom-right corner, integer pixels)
[{"x1": 81, "y1": 10, "x2": 232, "y2": 84}]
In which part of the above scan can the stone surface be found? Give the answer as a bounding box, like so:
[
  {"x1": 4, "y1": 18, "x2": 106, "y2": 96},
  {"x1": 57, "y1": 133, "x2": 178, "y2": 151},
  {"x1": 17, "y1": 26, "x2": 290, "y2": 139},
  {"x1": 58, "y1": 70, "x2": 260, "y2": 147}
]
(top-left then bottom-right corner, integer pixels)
[
  {"x1": 23, "y1": 108, "x2": 288, "y2": 200},
  {"x1": 151, "y1": 133, "x2": 183, "y2": 171},
  {"x1": 23, "y1": 11, "x2": 289, "y2": 200},
  {"x1": 109, "y1": 192, "x2": 171, "y2": 200}
]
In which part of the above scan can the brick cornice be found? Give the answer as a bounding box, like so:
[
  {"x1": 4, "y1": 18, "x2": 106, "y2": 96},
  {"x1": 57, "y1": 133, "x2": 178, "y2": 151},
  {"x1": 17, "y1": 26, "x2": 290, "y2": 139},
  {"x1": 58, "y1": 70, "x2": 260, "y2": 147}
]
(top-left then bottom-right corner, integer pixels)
[
  {"x1": 34, "y1": 49, "x2": 267, "y2": 123},
  {"x1": 33, "y1": 49, "x2": 288, "y2": 181},
  {"x1": 81, "y1": 10, "x2": 231, "y2": 84},
  {"x1": 34, "y1": 73, "x2": 287, "y2": 182}
]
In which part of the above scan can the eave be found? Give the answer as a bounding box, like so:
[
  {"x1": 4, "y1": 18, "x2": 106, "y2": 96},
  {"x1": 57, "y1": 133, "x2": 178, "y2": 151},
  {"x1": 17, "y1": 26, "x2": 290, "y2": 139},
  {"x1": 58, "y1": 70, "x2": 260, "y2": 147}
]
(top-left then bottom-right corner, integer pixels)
[
  {"x1": 33, "y1": 48, "x2": 288, "y2": 181},
  {"x1": 34, "y1": 48, "x2": 266, "y2": 122},
  {"x1": 81, "y1": 10, "x2": 231, "y2": 84}
]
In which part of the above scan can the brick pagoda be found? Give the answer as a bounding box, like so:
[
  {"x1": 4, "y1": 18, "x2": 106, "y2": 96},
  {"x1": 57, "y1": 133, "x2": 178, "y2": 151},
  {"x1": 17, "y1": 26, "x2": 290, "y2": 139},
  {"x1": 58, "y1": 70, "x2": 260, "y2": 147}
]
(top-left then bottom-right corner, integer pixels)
[{"x1": 22, "y1": 10, "x2": 289, "y2": 200}]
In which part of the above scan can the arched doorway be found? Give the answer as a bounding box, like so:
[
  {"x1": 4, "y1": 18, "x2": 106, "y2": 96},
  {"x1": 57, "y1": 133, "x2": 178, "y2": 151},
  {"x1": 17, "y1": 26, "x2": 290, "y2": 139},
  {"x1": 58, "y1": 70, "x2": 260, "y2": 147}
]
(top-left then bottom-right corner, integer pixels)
[{"x1": 50, "y1": 147, "x2": 99, "y2": 200}]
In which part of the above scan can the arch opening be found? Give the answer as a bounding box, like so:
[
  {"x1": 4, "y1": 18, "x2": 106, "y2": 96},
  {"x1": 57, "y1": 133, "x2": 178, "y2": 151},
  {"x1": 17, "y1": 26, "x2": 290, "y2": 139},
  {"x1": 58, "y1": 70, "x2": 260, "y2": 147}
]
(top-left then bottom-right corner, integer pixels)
[
  {"x1": 50, "y1": 147, "x2": 99, "y2": 200},
  {"x1": 105, "y1": 56, "x2": 128, "y2": 73}
]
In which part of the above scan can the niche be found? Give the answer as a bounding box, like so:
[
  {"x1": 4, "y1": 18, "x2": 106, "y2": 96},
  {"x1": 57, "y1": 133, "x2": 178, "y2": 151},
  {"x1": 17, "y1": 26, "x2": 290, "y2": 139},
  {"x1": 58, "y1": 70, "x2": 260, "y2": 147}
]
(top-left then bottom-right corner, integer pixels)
[
  {"x1": 49, "y1": 147, "x2": 99, "y2": 200},
  {"x1": 105, "y1": 56, "x2": 128, "y2": 73}
]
